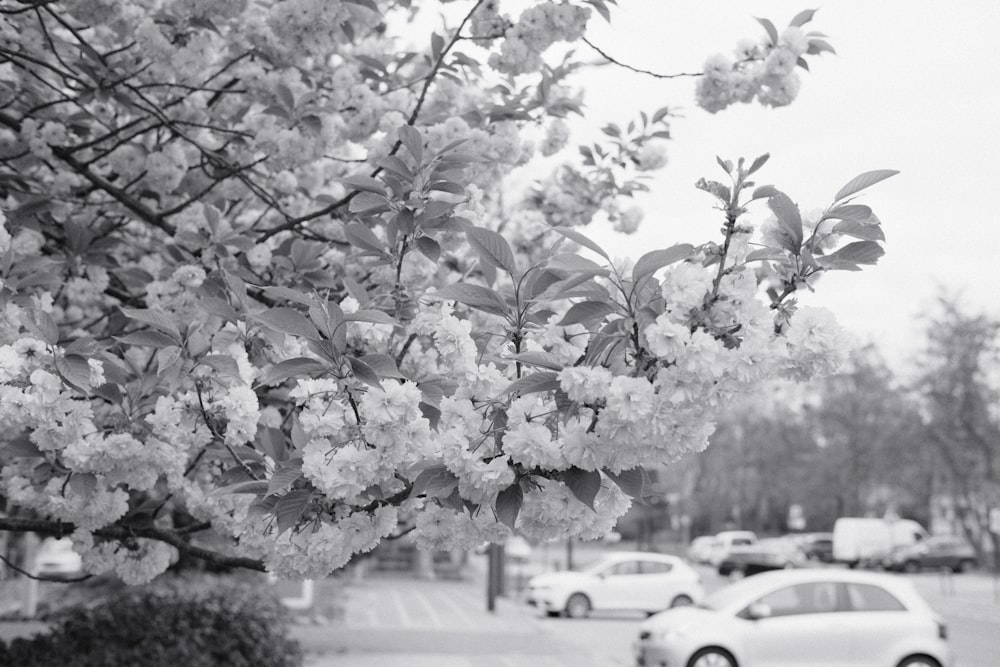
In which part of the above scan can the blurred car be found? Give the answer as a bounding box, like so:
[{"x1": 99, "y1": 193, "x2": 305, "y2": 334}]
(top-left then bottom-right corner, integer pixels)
[
  {"x1": 686, "y1": 536, "x2": 718, "y2": 565},
  {"x1": 717, "y1": 538, "x2": 806, "y2": 579},
  {"x1": 706, "y1": 530, "x2": 758, "y2": 567},
  {"x1": 795, "y1": 532, "x2": 834, "y2": 563},
  {"x1": 885, "y1": 535, "x2": 977, "y2": 573},
  {"x1": 526, "y1": 552, "x2": 704, "y2": 618},
  {"x1": 34, "y1": 537, "x2": 83, "y2": 580},
  {"x1": 634, "y1": 569, "x2": 952, "y2": 667}
]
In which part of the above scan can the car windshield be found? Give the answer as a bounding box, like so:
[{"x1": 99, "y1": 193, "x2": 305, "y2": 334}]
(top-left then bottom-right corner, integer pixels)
[{"x1": 698, "y1": 578, "x2": 761, "y2": 611}]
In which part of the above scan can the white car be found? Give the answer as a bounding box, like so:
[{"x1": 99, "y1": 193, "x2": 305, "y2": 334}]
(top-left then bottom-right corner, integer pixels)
[
  {"x1": 707, "y1": 530, "x2": 758, "y2": 567},
  {"x1": 34, "y1": 537, "x2": 83, "y2": 580},
  {"x1": 526, "y1": 552, "x2": 703, "y2": 618},
  {"x1": 634, "y1": 569, "x2": 951, "y2": 667},
  {"x1": 687, "y1": 536, "x2": 718, "y2": 565}
]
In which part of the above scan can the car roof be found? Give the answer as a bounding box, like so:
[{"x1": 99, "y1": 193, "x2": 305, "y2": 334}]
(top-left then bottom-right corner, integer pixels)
[
  {"x1": 710, "y1": 568, "x2": 930, "y2": 610},
  {"x1": 597, "y1": 551, "x2": 681, "y2": 563}
]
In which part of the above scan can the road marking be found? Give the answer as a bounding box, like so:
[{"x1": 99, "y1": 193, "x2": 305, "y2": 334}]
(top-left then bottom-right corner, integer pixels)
[
  {"x1": 391, "y1": 588, "x2": 414, "y2": 628},
  {"x1": 411, "y1": 589, "x2": 443, "y2": 628}
]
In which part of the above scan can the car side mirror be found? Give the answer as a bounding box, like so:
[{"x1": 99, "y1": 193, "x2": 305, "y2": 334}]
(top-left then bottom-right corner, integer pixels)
[{"x1": 747, "y1": 602, "x2": 772, "y2": 620}]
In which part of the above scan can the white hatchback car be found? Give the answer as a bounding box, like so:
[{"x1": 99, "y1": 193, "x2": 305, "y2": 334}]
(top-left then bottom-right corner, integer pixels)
[
  {"x1": 634, "y1": 569, "x2": 951, "y2": 667},
  {"x1": 526, "y1": 552, "x2": 703, "y2": 618}
]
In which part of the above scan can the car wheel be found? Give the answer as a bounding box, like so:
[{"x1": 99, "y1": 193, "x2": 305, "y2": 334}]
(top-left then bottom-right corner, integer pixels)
[
  {"x1": 897, "y1": 655, "x2": 941, "y2": 667},
  {"x1": 670, "y1": 594, "x2": 693, "y2": 608},
  {"x1": 903, "y1": 560, "x2": 920, "y2": 574},
  {"x1": 687, "y1": 647, "x2": 738, "y2": 667},
  {"x1": 954, "y1": 560, "x2": 974, "y2": 573},
  {"x1": 565, "y1": 593, "x2": 591, "y2": 619}
]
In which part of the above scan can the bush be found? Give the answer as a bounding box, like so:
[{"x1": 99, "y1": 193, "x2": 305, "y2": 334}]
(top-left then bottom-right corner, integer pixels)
[{"x1": 0, "y1": 576, "x2": 303, "y2": 667}]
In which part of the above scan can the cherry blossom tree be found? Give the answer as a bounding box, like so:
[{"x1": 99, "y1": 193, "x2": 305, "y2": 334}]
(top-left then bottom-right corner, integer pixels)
[{"x1": 0, "y1": 0, "x2": 894, "y2": 583}]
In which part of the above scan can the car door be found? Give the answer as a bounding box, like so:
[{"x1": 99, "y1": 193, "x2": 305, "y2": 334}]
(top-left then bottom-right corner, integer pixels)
[
  {"x1": 590, "y1": 560, "x2": 645, "y2": 610},
  {"x1": 842, "y1": 582, "x2": 916, "y2": 667},
  {"x1": 738, "y1": 582, "x2": 853, "y2": 667},
  {"x1": 637, "y1": 559, "x2": 678, "y2": 611}
]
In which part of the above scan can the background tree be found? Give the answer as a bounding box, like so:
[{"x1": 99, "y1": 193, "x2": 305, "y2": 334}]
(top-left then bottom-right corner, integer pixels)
[{"x1": 918, "y1": 298, "x2": 1000, "y2": 566}]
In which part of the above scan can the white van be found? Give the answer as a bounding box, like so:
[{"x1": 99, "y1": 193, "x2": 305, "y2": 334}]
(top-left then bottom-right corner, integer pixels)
[
  {"x1": 707, "y1": 530, "x2": 758, "y2": 566},
  {"x1": 832, "y1": 518, "x2": 928, "y2": 567}
]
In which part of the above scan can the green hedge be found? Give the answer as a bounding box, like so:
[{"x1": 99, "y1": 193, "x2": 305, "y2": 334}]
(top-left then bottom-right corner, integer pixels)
[{"x1": 0, "y1": 576, "x2": 303, "y2": 667}]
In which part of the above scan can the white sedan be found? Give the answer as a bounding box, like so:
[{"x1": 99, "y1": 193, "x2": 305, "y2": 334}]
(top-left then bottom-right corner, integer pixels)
[
  {"x1": 634, "y1": 569, "x2": 951, "y2": 667},
  {"x1": 526, "y1": 552, "x2": 704, "y2": 618}
]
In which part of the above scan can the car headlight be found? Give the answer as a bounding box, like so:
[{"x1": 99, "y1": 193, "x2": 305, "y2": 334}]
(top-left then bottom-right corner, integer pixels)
[{"x1": 659, "y1": 626, "x2": 687, "y2": 641}]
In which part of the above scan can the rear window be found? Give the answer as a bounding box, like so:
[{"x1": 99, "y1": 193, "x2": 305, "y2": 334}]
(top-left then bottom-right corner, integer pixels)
[
  {"x1": 640, "y1": 560, "x2": 673, "y2": 574},
  {"x1": 732, "y1": 538, "x2": 753, "y2": 546},
  {"x1": 846, "y1": 583, "x2": 906, "y2": 612}
]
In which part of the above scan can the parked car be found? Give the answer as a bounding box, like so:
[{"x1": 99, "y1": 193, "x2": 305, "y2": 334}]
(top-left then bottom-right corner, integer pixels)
[
  {"x1": 717, "y1": 538, "x2": 806, "y2": 579},
  {"x1": 795, "y1": 532, "x2": 834, "y2": 563},
  {"x1": 833, "y1": 518, "x2": 928, "y2": 568},
  {"x1": 526, "y1": 552, "x2": 704, "y2": 618},
  {"x1": 686, "y1": 536, "x2": 718, "y2": 565},
  {"x1": 634, "y1": 569, "x2": 951, "y2": 667},
  {"x1": 885, "y1": 535, "x2": 977, "y2": 573},
  {"x1": 706, "y1": 530, "x2": 758, "y2": 567},
  {"x1": 34, "y1": 537, "x2": 83, "y2": 580}
]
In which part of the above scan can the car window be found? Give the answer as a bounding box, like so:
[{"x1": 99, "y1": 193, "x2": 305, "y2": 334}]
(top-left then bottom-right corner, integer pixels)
[
  {"x1": 750, "y1": 582, "x2": 841, "y2": 618},
  {"x1": 640, "y1": 560, "x2": 673, "y2": 574},
  {"x1": 846, "y1": 584, "x2": 906, "y2": 612},
  {"x1": 604, "y1": 560, "x2": 641, "y2": 576},
  {"x1": 732, "y1": 538, "x2": 753, "y2": 546}
]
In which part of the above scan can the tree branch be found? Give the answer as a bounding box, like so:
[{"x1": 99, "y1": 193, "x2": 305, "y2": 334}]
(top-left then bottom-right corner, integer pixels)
[
  {"x1": 582, "y1": 37, "x2": 704, "y2": 79},
  {"x1": 0, "y1": 516, "x2": 266, "y2": 572}
]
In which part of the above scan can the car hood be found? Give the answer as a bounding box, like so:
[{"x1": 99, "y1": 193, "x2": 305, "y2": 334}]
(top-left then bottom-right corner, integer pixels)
[{"x1": 641, "y1": 606, "x2": 721, "y2": 633}]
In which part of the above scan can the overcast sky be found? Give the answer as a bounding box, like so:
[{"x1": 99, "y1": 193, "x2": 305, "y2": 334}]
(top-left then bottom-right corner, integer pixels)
[{"x1": 550, "y1": 1, "x2": 1000, "y2": 374}]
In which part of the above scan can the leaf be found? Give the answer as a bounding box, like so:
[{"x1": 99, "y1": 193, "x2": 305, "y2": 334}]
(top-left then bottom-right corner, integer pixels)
[
  {"x1": 275, "y1": 83, "x2": 295, "y2": 109},
  {"x1": 832, "y1": 220, "x2": 885, "y2": 242},
  {"x1": 466, "y1": 227, "x2": 516, "y2": 277},
  {"x1": 268, "y1": 459, "x2": 303, "y2": 496},
  {"x1": 751, "y1": 185, "x2": 780, "y2": 200},
  {"x1": 807, "y1": 38, "x2": 836, "y2": 56},
  {"x1": 114, "y1": 330, "x2": 179, "y2": 348},
  {"x1": 344, "y1": 222, "x2": 384, "y2": 253},
  {"x1": 210, "y1": 480, "x2": 270, "y2": 496},
  {"x1": 55, "y1": 354, "x2": 93, "y2": 390},
  {"x1": 504, "y1": 351, "x2": 565, "y2": 371},
  {"x1": 834, "y1": 169, "x2": 899, "y2": 202},
  {"x1": 551, "y1": 227, "x2": 610, "y2": 261},
  {"x1": 767, "y1": 193, "x2": 804, "y2": 254},
  {"x1": 817, "y1": 241, "x2": 885, "y2": 269},
  {"x1": 824, "y1": 204, "x2": 873, "y2": 222},
  {"x1": 409, "y1": 465, "x2": 459, "y2": 498},
  {"x1": 262, "y1": 286, "x2": 316, "y2": 307},
  {"x1": 604, "y1": 466, "x2": 648, "y2": 500},
  {"x1": 562, "y1": 467, "x2": 602, "y2": 510},
  {"x1": 3, "y1": 434, "x2": 42, "y2": 458},
  {"x1": 68, "y1": 472, "x2": 97, "y2": 500},
  {"x1": 747, "y1": 153, "x2": 770, "y2": 175},
  {"x1": 340, "y1": 174, "x2": 386, "y2": 195},
  {"x1": 348, "y1": 191, "x2": 389, "y2": 214},
  {"x1": 632, "y1": 244, "x2": 695, "y2": 283},
  {"x1": 120, "y1": 307, "x2": 180, "y2": 338},
  {"x1": 345, "y1": 309, "x2": 396, "y2": 326},
  {"x1": 495, "y1": 483, "x2": 523, "y2": 529},
  {"x1": 546, "y1": 253, "x2": 607, "y2": 275},
  {"x1": 398, "y1": 125, "x2": 423, "y2": 163},
  {"x1": 257, "y1": 357, "x2": 328, "y2": 386},
  {"x1": 275, "y1": 489, "x2": 312, "y2": 535},
  {"x1": 431, "y1": 283, "x2": 509, "y2": 317},
  {"x1": 199, "y1": 354, "x2": 242, "y2": 379},
  {"x1": 254, "y1": 308, "x2": 321, "y2": 340},
  {"x1": 348, "y1": 355, "x2": 382, "y2": 388},
  {"x1": 755, "y1": 17, "x2": 779, "y2": 45},
  {"x1": 558, "y1": 301, "x2": 616, "y2": 327},
  {"x1": 358, "y1": 353, "x2": 403, "y2": 379},
  {"x1": 503, "y1": 371, "x2": 560, "y2": 396},
  {"x1": 20, "y1": 308, "x2": 59, "y2": 345},
  {"x1": 416, "y1": 235, "x2": 441, "y2": 263},
  {"x1": 789, "y1": 8, "x2": 817, "y2": 27}
]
